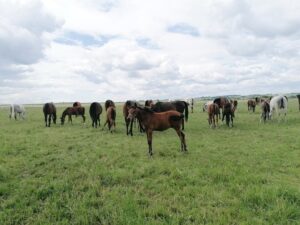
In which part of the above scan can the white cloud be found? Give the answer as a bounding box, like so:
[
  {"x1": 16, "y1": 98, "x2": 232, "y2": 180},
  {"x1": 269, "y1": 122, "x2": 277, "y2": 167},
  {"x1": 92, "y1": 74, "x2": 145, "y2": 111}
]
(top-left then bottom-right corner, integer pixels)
[{"x1": 0, "y1": 0, "x2": 300, "y2": 104}]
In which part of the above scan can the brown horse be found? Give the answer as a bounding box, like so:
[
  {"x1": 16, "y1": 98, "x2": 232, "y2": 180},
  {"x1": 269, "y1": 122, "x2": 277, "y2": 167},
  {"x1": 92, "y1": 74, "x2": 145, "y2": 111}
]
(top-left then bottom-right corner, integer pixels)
[
  {"x1": 104, "y1": 106, "x2": 116, "y2": 132},
  {"x1": 247, "y1": 99, "x2": 256, "y2": 112},
  {"x1": 43, "y1": 103, "x2": 56, "y2": 127},
  {"x1": 89, "y1": 102, "x2": 102, "y2": 128},
  {"x1": 260, "y1": 100, "x2": 270, "y2": 123},
  {"x1": 61, "y1": 106, "x2": 85, "y2": 125},
  {"x1": 123, "y1": 100, "x2": 144, "y2": 136},
  {"x1": 297, "y1": 95, "x2": 300, "y2": 111},
  {"x1": 207, "y1": 103, "x2": 220, "y2": 128},
  {"x1": 213, "y1": 97, "x2": 230, "y2": 118},
  {"x1": 222, "y1": 102, "x2": 234, "y2": 127},
  {"x1": 128, "y1": 106, "x2": 187, "y2": 156},
  {"x1": 105, "y1": 100, "x2": 115, "y2": 111}
]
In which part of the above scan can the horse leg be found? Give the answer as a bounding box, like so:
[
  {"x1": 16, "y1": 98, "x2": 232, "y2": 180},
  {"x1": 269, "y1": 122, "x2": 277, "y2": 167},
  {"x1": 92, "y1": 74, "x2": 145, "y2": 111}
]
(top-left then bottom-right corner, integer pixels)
[
  {"x1": 82, "y1": 115, "x2": 86, "y2": 123},
  {"x1": 125, "y1": 118, "x2": 129, "y2": 135},
  {"x1": 129, "y1": 119, "x2": 133, "y2": 136},
  {"x1": 181, "y1": 119, "x2": 185, "y2": 130},
  {"x1": 146, "y1": 130, "x2": 153, "y2": 156},
  {"x1": 44, "y1": 114, "x2": 48, "y2": 127},
  {"x1": 175, "y1": 129, "x2": 187, "y2": 151}
]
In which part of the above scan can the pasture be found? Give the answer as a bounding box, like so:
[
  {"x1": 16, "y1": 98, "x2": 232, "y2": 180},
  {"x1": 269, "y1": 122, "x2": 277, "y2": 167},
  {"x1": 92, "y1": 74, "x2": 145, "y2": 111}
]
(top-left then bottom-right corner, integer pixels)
[{"x1": 0, "y1": 100, "x2": 300, "y2": 225}]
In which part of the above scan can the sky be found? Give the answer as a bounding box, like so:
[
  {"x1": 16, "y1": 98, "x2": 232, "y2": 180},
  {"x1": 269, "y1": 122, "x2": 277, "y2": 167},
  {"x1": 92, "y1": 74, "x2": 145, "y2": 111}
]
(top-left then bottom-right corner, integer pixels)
[{"x1": 0, "y1": 0, "x2": 299, "y2": 103}]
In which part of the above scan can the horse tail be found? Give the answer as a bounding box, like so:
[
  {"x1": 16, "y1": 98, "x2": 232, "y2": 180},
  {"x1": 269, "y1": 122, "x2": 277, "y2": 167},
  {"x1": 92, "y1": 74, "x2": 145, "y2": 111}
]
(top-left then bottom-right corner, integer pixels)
[
  {"x1": 184, "y1": 101, "x2": 189, "y2": 122},
  {"x1": 170, "y1": 114, "x2": 184, "y2": 122},
  {"x1": 111, "y1": 107, "x2": 116, "y2": 121},
  {"x1": 280, "y1": 97, "x2": 284, "y2": 109}
]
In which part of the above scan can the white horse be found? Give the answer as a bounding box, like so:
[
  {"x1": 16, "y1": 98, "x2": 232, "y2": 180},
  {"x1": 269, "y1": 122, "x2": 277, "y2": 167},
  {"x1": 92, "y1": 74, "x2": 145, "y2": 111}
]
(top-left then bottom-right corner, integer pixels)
[
  {"x1": 269, "y1": 95, "x2": 288, "y2": 121},
  {"x1": 9, "y1": 104, "x2": 26, "y2": 120}
]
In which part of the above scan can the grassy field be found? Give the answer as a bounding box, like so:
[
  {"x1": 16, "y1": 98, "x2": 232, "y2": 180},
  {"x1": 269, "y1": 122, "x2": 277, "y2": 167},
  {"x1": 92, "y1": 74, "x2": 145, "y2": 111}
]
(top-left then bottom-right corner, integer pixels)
[{"x1": 0, "y1": 100, "x2": 300, "y2": 225}]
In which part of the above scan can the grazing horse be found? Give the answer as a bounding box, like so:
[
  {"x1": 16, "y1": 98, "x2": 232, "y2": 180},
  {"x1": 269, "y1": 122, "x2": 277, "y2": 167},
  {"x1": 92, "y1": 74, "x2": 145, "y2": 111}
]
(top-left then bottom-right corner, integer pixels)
[
  {"x1": 105, "y1": 100, "x2": 115, "y2": 111},
  {"x1": 222, "y1": 102, "x2": 234, "y2": 127},
  {"x1": 260, "y1": 100, "x2": 270, "y2": 123},
  {"x1": 207, "y1": 103, "x2": 220, "y2": 128},
  {"x1": 151, "y1": 100, "x2": 189, "y2": 130},
  {"x1": 89, "y1": 102, "x2": 102, "y2": 128},
  {"x1": 61, "y1": 106, "x2": 85, "y2": 125},
  {"x1": 297, "y1": 94, "x2": 300, "y2": 111},
  {"x1": 123, "y1": 100, "x2": 144, "y2": 136},
  {"x1": 213, "y1": 97, "x2": 230, "y2": 118},
  {"x1": 128, "y1": 106, "x2": 187, "y2": 156},
  {"x1": 269, "y1": 95, "x2": 288, "y2": 121},
  {"x1": 104, "y1": 106, "x2": 116, "y2": 132},
  {"x1": 247, "y1": 99, "x2": 256, "y2": 112},
  {"x1": 9, "y1": 104, "x2": 25, "y2": 120},
  {"x1": 43, "y1": 103, "x2": 56, "y2": 127}
]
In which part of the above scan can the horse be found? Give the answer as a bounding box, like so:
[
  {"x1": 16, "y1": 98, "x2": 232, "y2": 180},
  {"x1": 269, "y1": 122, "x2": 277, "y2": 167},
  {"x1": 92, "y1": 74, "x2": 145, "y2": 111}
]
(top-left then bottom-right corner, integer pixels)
[
  {"x1": 269, "y1": 95, "x2": 288, "y2": 121},
  {"x1": 222, "y1": 102, "x2": 234, "y2": 127},
  {"x1": 203, "y1": 101, "x2": 213, "y2": 112},
  {"x1": 103, "y1": 106, "x2": 116, "y2": 132},
  {"x1": 260, "y1": 100, "x2": 270, "y2": 123},
  {"x1": 151, "y1": 100, "x2": 189, "y2": 130},
  {"x1": 247, "y1": 99, "x2": 256, "y2": 112},
  {"x1": 73, "y1": 102, "x2": 81, "y2": 107},
  {"x1": 105, "y1": 100, "x2": 115, "y2": 111},
  {"x1": 213, "y1": 97, "x2": 230, "y2": 118},
  {"x1": 145, "y1": 100, "x2": 154, "y2": 107},
  {"x1": 61, "y1": 106, "x2": 85, "y2": 125},
  {"x1": 43, "y1": 103, "x2": 56, "y2": 127},
  {"x1": 89, "y1": 102, "x2": 102, "y2": 128},
  {"x1": 123, "y1": 100, "x2": 144, "y2": 136},
  {"x1": 9, "y1": 104, "x2": 25, "y2": 120},
  {"x1": 127, "y1": 106, "x2": 187, "y2": 156},
  {"x1": 190, "y1": 98, "x2": 194, "y2": 113},
  {"x1": 297, "y1": 94, "x2": 300, "y2": 111},
  {"x1": 207, "y1": 103, "x2": 220, "y2": 128}
]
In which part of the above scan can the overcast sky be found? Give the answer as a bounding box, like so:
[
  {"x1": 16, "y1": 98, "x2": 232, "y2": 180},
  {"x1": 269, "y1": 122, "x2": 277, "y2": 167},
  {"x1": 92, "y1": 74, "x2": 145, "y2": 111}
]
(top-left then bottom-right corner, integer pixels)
[{"x1": 0, "y1": 0, "x2": 299, "y2": 103}]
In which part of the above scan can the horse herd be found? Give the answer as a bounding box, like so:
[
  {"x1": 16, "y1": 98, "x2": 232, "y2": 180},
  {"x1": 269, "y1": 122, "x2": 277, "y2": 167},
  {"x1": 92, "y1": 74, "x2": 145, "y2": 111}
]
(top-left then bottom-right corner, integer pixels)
[{"x1": 7, "y1": 94, "x2": 297, "y2": 156}]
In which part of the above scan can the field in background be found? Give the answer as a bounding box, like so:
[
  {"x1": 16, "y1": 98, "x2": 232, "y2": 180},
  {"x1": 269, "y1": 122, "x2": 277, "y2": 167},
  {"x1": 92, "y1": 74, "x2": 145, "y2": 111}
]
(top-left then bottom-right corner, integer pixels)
[{"x1": 0, "y1": 100, "x2": 300, "y2": 225}]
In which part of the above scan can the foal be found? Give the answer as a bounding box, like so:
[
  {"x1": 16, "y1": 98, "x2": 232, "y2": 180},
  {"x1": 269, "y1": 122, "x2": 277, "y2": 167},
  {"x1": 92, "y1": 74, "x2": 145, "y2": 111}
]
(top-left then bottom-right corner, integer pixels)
[
  {"x1": 207, "y1": 103, "x2": 220, "y2": 128},
  {"x1": 61, "y1": 106, "x2": 85, "y2": 125},
  {"x1": 103, "y1": 106, "x2": 116, "y2": 132},
  {"x1": 128, "y1": 106, "x2": 187, "y2": 156}
]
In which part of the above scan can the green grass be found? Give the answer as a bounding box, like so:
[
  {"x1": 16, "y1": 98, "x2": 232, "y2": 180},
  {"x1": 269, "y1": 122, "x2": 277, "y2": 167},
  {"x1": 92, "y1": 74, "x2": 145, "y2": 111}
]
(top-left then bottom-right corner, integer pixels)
[{"x1": 0, "y1": 100, "x2": 300, "y2": 225}]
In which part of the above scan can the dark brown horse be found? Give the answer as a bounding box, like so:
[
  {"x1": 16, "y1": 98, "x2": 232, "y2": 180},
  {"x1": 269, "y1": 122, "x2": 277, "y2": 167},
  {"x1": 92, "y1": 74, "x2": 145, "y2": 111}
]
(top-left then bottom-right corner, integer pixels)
[
  {"x1": 61, "y1": 106, "x2": 85, "y2": 125},
  {"x1": 123, "y1": 100, "x2": 144, "y2": 136},
  {"x1": 297, "y1": 95, "x2": 300, "y2": 111},
  {"x1": 151, "y1": 100, "x2": 189, "y2": 130},
  {"x1": 73, "y1": 101, "x2": 81, "y2": 107},
  {"x1": 128, "y1": 106, "x2": 187, "y2": 156},
  {"x1": 145, "y1": 100, "x2": 154, "y2": 107},
  {"x1": 89, "y1": 102, "x2": 102, "y2": 128},
  {"x1": 207, "y1": 103, "x2": 220, "y2": 128},
  {"x1": 43, "y1": 103, "x2": 56, "y2": 127},
  {"x1": 260, "y1": 100, "x2": 270, "y2": 123},
  {"x1": 222, "y1": 102, "x2": 234, "y2": 127},
  {"x1": 104, "y1": 106, "x2": 116, "y2": 132},
  {"x1": 213, "y1": 97, "x2": 230, "y2": 118},
  {"x1": 105, "y1": 100, "x2": 115, "y2": 111},
  {"x1": 247, "y1": 99, "x2": 256, "y2": 112}
]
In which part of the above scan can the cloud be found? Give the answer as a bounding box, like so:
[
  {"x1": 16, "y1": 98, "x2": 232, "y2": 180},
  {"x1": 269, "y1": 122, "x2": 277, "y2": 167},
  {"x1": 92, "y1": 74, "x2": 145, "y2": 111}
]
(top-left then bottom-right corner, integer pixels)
[{"x1": 167, "y1": 23, "x2": 200, "y2": 37}]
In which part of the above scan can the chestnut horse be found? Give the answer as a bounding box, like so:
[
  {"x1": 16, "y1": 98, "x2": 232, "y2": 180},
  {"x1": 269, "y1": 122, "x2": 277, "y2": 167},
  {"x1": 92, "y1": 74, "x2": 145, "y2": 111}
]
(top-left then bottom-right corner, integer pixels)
[
  {"x1": 247, "y1": 99, "x2": 256, "y2": 112},
  {"x1": 104, "y1": 106, "x2": 116, "y2": 132},
  {"x1": 43, "y1": 103, "x2": 56, "y2": 127},
  {"x1": 128, "y1": 106, "x2": 187, "y2": 156},
  {"x1": 207, "y1": 103, "x2": 220, "y2": 128},
  {"x1": 89, "y1": 102, "x2": 102, "y2": 128},
  {"x1": 61, "y1": 106, "x2": 85, "y2": 125}
]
